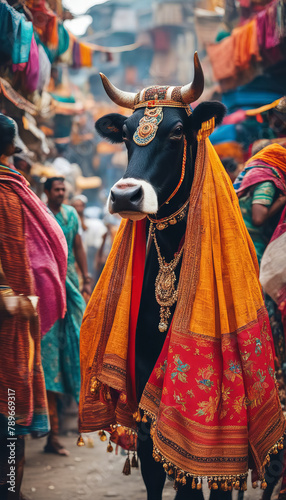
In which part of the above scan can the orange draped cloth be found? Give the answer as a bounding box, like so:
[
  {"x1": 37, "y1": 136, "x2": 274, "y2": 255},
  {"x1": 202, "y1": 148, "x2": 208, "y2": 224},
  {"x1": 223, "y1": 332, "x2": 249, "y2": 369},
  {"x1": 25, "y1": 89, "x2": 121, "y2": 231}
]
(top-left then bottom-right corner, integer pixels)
[
  {"x1": 245, "y1": 143, "x2": 286, "y2": 171},
  {"x1": 79, "y1": 137, "x2": 285, "y2": 487}
]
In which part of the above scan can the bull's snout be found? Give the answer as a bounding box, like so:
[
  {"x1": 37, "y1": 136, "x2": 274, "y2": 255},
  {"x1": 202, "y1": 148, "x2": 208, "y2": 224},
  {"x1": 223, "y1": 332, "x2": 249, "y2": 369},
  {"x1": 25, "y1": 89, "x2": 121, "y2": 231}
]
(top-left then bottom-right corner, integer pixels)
[{"x1": 110, "y1": 184, "x2": 143, "y2": 213}]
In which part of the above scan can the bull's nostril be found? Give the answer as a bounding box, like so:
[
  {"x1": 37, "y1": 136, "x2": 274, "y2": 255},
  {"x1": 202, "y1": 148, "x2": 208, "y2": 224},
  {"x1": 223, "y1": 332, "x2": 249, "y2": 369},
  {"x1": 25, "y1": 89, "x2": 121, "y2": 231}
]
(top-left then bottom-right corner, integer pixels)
[
  {"x1": 130, "y1": 187, "x2": 142, "y2": 203},
  {"x1": 110, "y1": 190, "x2": 115, "y2": 202}
]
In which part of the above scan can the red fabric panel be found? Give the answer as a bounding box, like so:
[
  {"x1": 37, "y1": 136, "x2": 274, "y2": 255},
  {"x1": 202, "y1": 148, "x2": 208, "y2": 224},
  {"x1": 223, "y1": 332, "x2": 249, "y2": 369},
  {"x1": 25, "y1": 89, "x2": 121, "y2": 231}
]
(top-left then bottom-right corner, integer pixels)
[{"x1": 128, "y1": 218, "x2": 146, "y2": 403}]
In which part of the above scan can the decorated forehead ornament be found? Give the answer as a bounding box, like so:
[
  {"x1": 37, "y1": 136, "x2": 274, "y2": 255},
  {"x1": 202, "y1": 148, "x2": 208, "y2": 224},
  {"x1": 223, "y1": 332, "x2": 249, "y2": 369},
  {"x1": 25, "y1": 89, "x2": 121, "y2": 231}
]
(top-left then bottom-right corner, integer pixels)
[
  {"x1": 99, "y1": 53, "x2": 204, "y2": 143},
  {"x1": 133, "y1": 107, "x2": 163, "y2": 146}
]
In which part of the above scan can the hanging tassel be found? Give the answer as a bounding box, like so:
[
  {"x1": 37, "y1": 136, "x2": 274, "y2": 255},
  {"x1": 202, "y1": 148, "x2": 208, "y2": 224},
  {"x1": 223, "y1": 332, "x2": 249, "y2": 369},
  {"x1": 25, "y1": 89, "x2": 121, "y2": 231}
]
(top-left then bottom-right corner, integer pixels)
[
  {"x1": 191, "y1": 478, "x2": 196, "y2": 489},
  {"x1": 131, "y1": 452, "x2": 138, "y2": 468},
  {"x1": 122, "y1": 452, "x2": 131, "y2": 475},
  {"x1": 77, "y1": 434, "x2": 85, "y2": 447},
  {"x1": 197, "y1": 479, "x2": 202, "y2": 490}
]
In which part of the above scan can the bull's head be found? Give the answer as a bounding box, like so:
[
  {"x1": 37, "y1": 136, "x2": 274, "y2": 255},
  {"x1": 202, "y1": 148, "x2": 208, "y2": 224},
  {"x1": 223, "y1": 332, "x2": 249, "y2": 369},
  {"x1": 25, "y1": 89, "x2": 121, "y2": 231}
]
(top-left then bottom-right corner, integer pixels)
[{"x1": 96, "y1": 53, "x2": 226, "y2": 220}]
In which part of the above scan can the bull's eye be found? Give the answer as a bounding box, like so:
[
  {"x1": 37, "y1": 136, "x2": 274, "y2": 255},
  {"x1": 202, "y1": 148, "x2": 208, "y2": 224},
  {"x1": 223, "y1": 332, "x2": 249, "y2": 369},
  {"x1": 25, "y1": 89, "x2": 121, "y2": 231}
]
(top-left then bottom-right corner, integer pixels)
[
  {"x1": 170, "y1": 124, "x2": 183, "y2": 140},
  {"x1": 122, "y1": 124, "x2": 129, "y2": 141}
]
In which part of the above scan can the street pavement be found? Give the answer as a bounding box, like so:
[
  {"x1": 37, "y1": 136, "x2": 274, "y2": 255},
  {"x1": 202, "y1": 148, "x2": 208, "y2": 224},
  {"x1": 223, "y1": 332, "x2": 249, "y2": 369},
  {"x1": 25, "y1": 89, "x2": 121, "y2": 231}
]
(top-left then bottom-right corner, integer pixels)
[{"x1": 22, "y1": 430, "x2": 281, "y2": 500}]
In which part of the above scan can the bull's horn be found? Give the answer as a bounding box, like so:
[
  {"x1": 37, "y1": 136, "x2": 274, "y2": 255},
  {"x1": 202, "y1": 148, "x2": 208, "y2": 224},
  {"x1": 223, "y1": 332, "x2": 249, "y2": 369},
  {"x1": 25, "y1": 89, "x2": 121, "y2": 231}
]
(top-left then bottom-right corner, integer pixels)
[
  {"x1": 99, "y1": 73, "x2": 136, "y2": 109},
  {"x1": 180, "y1": 52, "x2": 204, "y2": 104}
]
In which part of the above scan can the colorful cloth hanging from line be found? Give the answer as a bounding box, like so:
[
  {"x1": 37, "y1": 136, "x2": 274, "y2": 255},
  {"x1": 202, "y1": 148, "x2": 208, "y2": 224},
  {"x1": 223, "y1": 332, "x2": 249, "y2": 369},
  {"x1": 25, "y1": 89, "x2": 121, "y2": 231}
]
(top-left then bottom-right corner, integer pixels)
[{"x1": 207, "y1": 0, "x2": 286, "y2": 89}]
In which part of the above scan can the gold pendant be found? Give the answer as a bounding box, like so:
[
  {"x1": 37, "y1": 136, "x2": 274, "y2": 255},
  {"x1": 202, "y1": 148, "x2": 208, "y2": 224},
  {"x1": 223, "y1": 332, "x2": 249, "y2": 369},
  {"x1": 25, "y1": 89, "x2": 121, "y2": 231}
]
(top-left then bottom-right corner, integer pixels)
[{"x1": 155, "y1": 267, "x2": 178, "y2": 332}]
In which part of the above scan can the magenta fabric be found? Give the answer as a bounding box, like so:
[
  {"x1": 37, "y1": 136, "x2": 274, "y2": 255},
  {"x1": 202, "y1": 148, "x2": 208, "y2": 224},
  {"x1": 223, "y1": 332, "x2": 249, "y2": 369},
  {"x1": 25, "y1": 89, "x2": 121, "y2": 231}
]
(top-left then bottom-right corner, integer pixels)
[
  {"x1": 222, "y1": 109, "x2": 246, "y2": 125},
  {"x1": 256, "y1": 10, "x2": 266, "y2": 48},
  {"x1": 268, "y1": 206, "x2": 286, "y2": 316},
  {"x1": 237, "y1": 164, "x2": 286, "y2": 198},
  {"x1": 25, "y1": 34, "x2": 39, "y2": 92},
  {"x1": 72, "y1": 42, "x2": 81, "y2": 68},
  {"x1": 25, "y1": 35, "x2": 40, "y2": 92},
  {"x1": 265, "y1": 2, "x2": 280, "y2": 49},
  {"x1": 0, "y1": 171, "x2": 67, "y2": 335},
  {"x1": 12, "y1": 62, "x2": 27, "y2": 72}
]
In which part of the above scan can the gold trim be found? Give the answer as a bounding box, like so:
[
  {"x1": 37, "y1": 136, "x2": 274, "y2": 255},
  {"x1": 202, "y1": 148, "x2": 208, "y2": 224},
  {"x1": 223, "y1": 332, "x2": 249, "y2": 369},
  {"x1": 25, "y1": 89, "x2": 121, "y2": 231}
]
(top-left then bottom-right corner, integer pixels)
[{"x1": 134, "y1": 100, "x2": 192, "y2": 116}]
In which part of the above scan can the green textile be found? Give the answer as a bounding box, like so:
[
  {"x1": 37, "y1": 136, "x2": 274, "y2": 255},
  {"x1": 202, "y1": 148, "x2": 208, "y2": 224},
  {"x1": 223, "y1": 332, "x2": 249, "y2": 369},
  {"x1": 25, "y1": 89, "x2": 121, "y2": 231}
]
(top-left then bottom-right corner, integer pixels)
[
  {"x1": 239, "y1": 181, "x2": 276, "y2": 264},
  {"x1": 0, "y1": 2, "x2": 33, "y2": 64},
  {"x1": 41, "y1": 205, "x2": 85, "y2": 403}
]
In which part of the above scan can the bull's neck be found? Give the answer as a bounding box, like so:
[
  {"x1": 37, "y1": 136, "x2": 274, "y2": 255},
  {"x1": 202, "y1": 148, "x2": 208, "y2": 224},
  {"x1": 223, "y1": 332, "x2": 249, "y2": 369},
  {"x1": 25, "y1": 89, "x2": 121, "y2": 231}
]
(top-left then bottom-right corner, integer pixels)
[{"x1": 148, "y1": 187, "x2": 189, "y2": 262}]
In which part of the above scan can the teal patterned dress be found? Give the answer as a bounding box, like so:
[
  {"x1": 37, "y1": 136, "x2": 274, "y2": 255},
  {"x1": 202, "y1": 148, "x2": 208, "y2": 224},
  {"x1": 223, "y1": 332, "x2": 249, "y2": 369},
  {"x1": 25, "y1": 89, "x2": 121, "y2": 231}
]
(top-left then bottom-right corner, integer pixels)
[{"x1": 41, "y1": 205, "x2": 86, "y2": 403}]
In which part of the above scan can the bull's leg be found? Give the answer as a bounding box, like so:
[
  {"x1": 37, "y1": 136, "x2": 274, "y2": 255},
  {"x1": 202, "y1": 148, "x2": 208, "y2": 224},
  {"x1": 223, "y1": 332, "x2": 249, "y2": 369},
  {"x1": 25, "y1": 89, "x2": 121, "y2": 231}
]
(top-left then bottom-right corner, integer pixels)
[
  {"x1": 209, "y1": 489, "x2": 232, "y2": 499},
  {"x1": 137, "y1": 428, "x2": 166, "y2": 500},
  {"x1": 174, "y1": 482, "x2": 204, "y2": 500}
]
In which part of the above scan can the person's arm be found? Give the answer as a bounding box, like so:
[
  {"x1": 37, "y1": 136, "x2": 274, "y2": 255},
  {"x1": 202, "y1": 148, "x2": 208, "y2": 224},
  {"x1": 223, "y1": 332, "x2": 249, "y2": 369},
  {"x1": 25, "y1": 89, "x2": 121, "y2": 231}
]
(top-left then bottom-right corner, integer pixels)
[
  {"x1": 73, "y1": 233, "x2": 92, "y2": 299},
  {"x1": 251, "y1": 181, "x2": 286, "y2": 226}
]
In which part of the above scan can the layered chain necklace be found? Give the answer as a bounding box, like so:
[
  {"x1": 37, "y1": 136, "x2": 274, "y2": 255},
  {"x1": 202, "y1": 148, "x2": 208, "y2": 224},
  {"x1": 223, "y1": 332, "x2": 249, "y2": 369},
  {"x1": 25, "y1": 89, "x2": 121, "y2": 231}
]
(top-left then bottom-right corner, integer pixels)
[
  {"x1": 147, "y1": 197, "x2": 189, "y2": 230},
  {"x1": 149, "y1": 222, "x2": 185, "y2": 333}
]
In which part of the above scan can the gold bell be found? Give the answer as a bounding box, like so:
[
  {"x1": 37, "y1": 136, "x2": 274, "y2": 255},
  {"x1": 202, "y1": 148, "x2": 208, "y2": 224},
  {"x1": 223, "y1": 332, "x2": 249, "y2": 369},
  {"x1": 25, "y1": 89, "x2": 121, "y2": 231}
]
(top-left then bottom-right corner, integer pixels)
[
  {"x1": 77, "y1": 434, "x2": 85, "y2": 447},
  {"x1": 234, "y1": 480, "x2": 240, "y2": 490},
  {"x1": 191, "y1": 478, "x2": 196, "y2": 489},
  {"x1": 197, "y1": 481, "x2": 202, "y2": 490},
  {"x1": 278, "y1": 441, "x2": 284, "y2": 450},
  {"x1": 107, "y1": 442, "x2": 113, "y2": 453},
  {"x1": 100, "y1": 431, "x2": 107, "y2": 442},
  {"x1": 261, "y1": 480, "x2": 267, "y2": 490},
  {"x1": 252, "y1": 481, "x2": 258, "y2": 488},
  {"x1": 142, "y1": 414, "x2": 148, "y2": 423},
  {"x1": 212, "y1": 482, "x2": 218, "y2": 490}
]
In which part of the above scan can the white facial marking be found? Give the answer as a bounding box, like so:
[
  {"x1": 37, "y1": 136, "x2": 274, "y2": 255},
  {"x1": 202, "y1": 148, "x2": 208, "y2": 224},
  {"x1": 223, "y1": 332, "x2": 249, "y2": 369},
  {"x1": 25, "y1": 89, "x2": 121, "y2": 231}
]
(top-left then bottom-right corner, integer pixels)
[{"x1": 108, "y1": 177, "x2": 158, "y2": 218}]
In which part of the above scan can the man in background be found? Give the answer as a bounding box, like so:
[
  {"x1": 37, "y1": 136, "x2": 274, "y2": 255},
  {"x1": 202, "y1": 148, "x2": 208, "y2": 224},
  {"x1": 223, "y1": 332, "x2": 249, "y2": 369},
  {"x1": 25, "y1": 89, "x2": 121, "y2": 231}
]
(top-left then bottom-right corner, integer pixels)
[
  {"x1": 71, "y1": 194, "x2": 107, "y2": 285},
  {"x1": 42, "y1": 177, "x2": 91, "y2": 455}
]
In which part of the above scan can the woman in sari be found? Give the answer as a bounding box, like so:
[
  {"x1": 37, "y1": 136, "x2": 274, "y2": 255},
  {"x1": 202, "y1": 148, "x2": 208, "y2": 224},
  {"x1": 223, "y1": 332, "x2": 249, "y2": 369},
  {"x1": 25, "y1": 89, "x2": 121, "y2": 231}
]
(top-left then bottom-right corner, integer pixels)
[
  {"x1": 236, "y1": 142, "x2": 286, "y2": 500},
  {"x1": 0, "y1": 114, "x2": 67, "y2": 499}
]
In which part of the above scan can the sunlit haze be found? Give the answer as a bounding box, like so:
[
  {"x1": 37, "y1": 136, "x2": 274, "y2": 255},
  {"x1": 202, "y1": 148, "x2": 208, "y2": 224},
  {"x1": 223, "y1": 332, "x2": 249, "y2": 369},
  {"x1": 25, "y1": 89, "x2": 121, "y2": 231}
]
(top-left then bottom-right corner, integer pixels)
[{"x1": 63, "y1": 0, "x2": 108, "y2": 16}]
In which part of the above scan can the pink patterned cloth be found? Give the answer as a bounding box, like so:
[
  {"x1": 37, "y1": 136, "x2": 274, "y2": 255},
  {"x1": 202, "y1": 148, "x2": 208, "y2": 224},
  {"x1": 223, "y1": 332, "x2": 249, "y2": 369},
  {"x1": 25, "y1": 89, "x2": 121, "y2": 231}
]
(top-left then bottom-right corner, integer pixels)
[
  {"x1": 25, "y1": 34, "x2": 39, "y2": 92},
  {"x1": 0, "y1": 169, "x2": 67, "y2": 335}
]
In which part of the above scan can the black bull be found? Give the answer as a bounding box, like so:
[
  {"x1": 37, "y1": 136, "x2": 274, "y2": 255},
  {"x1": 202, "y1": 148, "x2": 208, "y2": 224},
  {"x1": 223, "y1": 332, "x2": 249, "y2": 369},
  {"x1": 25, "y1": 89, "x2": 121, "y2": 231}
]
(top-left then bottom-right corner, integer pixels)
[{"x1": 96, "y1": 102, "x2": 238, "y2": 500}]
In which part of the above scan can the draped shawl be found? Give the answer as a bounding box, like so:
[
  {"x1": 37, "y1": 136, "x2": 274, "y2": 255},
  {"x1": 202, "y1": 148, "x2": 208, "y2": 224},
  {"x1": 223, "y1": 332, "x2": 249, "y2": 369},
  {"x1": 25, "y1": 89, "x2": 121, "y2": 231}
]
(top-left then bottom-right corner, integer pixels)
[
  {"x1": 235, "y1": 143, "x2": 286, "y2": 196},
  {"x1": 0, "y1": 166, "x2": 67, "y2": 335},
  {"x1": 79, "y1": 138, "x2": 285, "y2": 484}
]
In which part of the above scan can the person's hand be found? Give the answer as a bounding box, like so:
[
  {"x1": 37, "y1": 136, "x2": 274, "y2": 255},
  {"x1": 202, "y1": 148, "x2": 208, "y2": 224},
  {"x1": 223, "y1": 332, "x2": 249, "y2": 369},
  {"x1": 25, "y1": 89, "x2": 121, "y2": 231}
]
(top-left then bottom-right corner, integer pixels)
[
  {"x1": 81, "y1": 276, "x2": 92, "y2": 303},
  {"x1": 278, "y1": 194, "x2": 286, "y2": 206}
]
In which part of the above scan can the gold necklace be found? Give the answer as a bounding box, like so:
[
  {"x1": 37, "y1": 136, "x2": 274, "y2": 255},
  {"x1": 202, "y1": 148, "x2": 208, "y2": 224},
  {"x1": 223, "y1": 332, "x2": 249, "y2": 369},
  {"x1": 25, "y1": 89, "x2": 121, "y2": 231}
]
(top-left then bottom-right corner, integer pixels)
[
  {"x1": 147, "y1": 198, "x2": 189, "y2": 231},
  {"x1": 149, "y1": 223, "x2": 184, "y2": 332}
]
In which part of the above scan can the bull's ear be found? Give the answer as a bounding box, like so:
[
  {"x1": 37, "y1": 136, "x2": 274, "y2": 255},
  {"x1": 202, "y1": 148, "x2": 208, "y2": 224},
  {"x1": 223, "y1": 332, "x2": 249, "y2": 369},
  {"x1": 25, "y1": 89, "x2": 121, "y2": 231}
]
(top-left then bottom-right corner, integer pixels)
[
  {"x1": 95, "y1": 113, "x2": 126, "y2": 143},
  {"x1": 191, "y1": 101, "x2": 227, "y2": 132}
]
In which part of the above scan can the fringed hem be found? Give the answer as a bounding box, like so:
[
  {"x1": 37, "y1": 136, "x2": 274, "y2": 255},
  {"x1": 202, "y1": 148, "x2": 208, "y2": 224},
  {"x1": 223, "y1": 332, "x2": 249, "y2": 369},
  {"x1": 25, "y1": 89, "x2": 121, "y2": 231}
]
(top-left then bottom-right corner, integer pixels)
[
  {"x1": 77, "y1": 407, "x2": 285, "y2": 491},
  {"x1": 138, "y1": 406, "x2": 285, "y2": 492}
]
